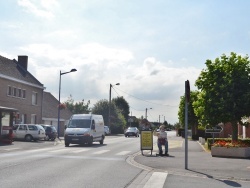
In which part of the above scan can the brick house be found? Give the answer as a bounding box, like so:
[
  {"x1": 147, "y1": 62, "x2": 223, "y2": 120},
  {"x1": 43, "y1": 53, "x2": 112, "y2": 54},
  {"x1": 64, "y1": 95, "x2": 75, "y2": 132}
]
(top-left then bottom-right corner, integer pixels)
[
  {"x1": 0, "y1": 55, "x2": 44, "y2": 124},
  {"x1": 219, "y1": 122, "x2": 250, "y2": 138},
  {"x1": 42, "y1": 91, "x2": 72, "y2": 136},
  {"x1": 0, "y1": 55, "x2": 72, "y2": 137}
]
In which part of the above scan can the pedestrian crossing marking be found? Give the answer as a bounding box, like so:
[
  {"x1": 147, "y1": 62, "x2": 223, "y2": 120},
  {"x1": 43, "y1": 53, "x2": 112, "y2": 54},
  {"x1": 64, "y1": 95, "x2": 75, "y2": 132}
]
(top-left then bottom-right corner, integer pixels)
[
  {"x1": 50, "y1": 148, "x2": 69, "y2": 153},
  {"x1": 116, "y1": 151, "x2": 131, "y2": 155},
  {"x1": 143, "y1": 172, "x2": 168, "y2": 188},
  {"x1": 93, "y1": 150, "x2": 110, "y2": 154},
  {"x1": 71, "y1": 148, "x2": 91, "y2": 153},
  {"x1": 2, "y1": 148, "x2": 19, "y2": 151}
]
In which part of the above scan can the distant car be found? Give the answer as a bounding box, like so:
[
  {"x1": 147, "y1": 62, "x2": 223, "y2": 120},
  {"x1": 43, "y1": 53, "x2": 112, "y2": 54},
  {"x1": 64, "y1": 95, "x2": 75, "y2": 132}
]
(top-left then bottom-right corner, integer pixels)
[
  {"x1": 104, "y1": 126, "x2": 110, "y2": 135},
  {"x1": 41, "y1": 124, "x2": 57, "y2": 141},
  {"x1": 13, "y1": 124, "x2": 46, "y2": 142},
  {"x1": 125, "y1": 127, "x2": 139, "y2": 137}
]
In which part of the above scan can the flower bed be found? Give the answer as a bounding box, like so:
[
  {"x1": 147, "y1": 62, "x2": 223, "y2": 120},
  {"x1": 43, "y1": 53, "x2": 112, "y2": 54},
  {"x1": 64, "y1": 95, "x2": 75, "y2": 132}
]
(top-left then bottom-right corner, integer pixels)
[
  {"x1": 211, "y1": 140, "x2": 250, "y2": 158},
  {"x1": 211, "y1": 147, "x2": 250, "y2": 158}
]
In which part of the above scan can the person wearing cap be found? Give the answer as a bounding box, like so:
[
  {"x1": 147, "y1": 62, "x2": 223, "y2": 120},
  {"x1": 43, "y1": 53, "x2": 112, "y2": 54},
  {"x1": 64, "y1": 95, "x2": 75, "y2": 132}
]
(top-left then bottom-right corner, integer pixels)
[{"x1": 153, "y1": 125, "x2": 169, "y2": 156}]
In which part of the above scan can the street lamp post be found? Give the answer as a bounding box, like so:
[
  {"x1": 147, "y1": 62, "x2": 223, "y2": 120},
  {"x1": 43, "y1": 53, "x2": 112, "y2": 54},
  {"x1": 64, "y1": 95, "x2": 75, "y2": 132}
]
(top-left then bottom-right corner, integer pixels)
[
  {"x1": 145, "y1": 108, "x2": 152, "y2": 120},
  {"x1": 109, "y1": 83, "x2": 120, "y2": 130},
  {"x1": 57, "y1": 68, "x2": 77, "y2": 138},
  {"x1": 159, "y1": 114, "x2": 164, "y2": 124}
]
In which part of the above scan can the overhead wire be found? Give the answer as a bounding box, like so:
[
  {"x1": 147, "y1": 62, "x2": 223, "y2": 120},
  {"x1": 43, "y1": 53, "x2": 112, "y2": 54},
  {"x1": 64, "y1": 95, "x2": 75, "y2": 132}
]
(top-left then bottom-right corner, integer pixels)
[{"x1": 113, "y1": 87, "x2": 178, "y2": 107}]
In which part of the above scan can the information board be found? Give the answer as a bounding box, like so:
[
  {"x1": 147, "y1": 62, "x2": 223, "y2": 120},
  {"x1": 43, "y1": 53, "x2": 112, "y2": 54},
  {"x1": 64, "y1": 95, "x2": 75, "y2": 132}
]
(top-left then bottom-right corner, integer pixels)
[{"x1": 140, "y1": 130, "x2": 153, "y2": 152}]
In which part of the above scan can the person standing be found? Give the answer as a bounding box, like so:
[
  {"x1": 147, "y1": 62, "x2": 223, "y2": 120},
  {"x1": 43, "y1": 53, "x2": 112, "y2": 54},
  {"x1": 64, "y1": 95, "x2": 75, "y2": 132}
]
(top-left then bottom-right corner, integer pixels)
[{"x1": 153, "y1": 125, "x2": 169, "y2": 156}]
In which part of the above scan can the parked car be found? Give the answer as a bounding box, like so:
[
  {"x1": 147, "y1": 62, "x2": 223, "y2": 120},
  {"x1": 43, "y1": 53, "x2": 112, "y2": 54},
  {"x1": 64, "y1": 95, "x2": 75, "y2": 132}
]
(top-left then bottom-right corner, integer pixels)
[
  {"x1": 41, "y1": 125, "x2": 57, "y2": 141},
  {"x1": 13, "y1": 124, "x2": 46, "y2": 141},
  {"x1": 104, "y1": 126, "x2": 110, "y2": 135},
  {"x1": 124, "y1": 127, "x2": 139, "y2": 137}
]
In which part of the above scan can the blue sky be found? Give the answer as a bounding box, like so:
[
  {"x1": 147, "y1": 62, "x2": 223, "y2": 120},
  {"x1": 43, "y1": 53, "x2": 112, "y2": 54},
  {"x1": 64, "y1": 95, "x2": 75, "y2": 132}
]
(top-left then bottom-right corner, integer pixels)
[{"x1": 1, "y1": 0, "x2": 250, "y2": 124}]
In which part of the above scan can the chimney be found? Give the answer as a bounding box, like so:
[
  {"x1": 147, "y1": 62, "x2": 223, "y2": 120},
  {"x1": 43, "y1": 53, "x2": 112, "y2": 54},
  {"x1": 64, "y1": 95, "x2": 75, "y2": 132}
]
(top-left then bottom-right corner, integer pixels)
[{"x1": 18, "y1": 55, "x2": 28, "y2": 70}]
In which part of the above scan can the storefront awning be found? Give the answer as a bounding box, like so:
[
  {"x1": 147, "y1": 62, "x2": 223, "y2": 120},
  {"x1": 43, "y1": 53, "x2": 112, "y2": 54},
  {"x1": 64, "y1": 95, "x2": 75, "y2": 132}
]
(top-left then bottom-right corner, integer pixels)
[{"x1": 0, "y1": 106, "x2": 18, "y2": 112}]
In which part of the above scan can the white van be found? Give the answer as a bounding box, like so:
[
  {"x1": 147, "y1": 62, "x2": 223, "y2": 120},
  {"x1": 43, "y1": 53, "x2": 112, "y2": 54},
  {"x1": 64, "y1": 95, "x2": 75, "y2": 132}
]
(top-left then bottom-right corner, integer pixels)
[{"x1": 64, "y1": 114, "x2": 105, "y2": 147}]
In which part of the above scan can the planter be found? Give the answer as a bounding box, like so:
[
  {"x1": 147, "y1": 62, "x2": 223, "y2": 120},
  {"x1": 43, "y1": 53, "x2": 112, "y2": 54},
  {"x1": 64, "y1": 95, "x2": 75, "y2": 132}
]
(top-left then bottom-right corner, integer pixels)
[{"x1": 211, "y1": 146, "x2": 250, "y2": 158}]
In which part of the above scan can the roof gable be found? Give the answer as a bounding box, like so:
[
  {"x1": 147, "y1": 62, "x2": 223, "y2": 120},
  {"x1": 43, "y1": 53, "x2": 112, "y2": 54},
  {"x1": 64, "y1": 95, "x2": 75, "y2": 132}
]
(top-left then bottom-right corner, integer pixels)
[{"x1": 0, "y1": 55, "x2": 43, "y2": 87}]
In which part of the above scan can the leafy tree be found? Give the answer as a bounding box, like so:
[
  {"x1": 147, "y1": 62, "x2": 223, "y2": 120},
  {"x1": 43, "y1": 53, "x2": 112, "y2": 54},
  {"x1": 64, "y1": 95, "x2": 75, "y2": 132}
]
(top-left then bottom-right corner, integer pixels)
[
  {"x1": 91, "y1": 99, "x2": 126, "y2": 134},
  {"x1": 195, "y1": 52, "x2": 250, "y2": 141},
  {"x1": 113, "y1": 96, "x2": 130, "y2": 125},
  {"x1": 64, "y1": 95, "x2": 91, "y2": 114},
  {"x1": 178, "y1": 91, "x2": 199, "y2": 137},
  {"x1": 173, "y1": 122, "x2": 182, "y2": 130}
]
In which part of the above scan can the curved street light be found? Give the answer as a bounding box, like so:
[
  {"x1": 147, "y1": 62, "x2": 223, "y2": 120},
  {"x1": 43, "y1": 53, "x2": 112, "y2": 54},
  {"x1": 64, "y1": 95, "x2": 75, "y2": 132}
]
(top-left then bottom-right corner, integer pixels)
[
  {"x1": 145, "y1": 108, "x2": 152, "y2": 120},
  {"x1": 109, "y1": 83, "x2": 120, "y2": 130},
  {"x1": 57, "y1": 69, "x2": 77, "y2": 138}
]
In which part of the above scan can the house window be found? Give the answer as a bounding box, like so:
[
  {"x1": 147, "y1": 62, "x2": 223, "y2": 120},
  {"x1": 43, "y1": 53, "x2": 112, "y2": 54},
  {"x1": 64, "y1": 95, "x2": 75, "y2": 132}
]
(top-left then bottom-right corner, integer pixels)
[
  {"x1": 7, "y1": 86, "x2": 12, "y2": 96},
  {"x1": 32, "y1": 92, "x2": 38, "y2": 105},
  {"x1": 31, "y1": 114, "x2": 37, "y2": 124},
  {"x1": 13, "y1": 87, "x2": 17, "y2": 97},
  {"x1": 18, "y1": 88, "x2": 22, "y2": 98},
  {"x1": 22, "y1": 90, "x2": 26, "y2": 99}
]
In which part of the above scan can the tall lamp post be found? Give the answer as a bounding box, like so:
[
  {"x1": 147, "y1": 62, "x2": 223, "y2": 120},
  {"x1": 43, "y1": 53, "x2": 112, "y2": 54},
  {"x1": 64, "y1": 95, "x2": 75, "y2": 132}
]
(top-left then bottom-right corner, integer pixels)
[
  {"x1": 109, "y1": 83, "x2": 120, "y2": 130},
  {"x1": 145, "y1": 108, "x2": 152, "y2": 119},
  {"x1": 57, "y1": 68, "x2": 77, "y2": 138}
]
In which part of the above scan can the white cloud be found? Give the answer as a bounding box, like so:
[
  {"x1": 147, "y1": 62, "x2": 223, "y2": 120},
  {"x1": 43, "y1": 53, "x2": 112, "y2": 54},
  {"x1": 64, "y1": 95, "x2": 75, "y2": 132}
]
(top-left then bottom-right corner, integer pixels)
[
  {"x1": 18, "y1": 0, "x2": 58, "y2": 19},
  {"x1": 3, "y1": 0, "x2": 248, "y2": 123}
]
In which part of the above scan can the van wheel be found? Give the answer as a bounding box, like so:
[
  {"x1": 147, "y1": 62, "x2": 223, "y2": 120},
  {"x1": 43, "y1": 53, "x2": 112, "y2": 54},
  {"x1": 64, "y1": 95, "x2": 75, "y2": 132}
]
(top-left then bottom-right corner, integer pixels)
[
  {"x1": 100, "y1": 136, "x2": 104, "y2": 145},
  {"x1": 65, "y1": 143, "x2": 69, "y2": 147},
  {"x1": 88, "y1": 137, "x2": 93, "y2": 146},
  {"x1": 25, "y1": 135, "x2": 33, "y2": 142}
]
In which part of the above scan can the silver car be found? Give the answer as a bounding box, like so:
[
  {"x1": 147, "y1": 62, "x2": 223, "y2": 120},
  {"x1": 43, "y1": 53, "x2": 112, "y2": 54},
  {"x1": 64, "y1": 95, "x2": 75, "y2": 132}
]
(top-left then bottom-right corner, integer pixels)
[
  {"x1": 104, "y1": 126, "x2": 110, "y2": 135},
  {"x1": 124, "y1": 127, "x2": 139, "y2": 137},
  {"x1": 13, "y1": 124, "x2": 46, "y2": 141}
]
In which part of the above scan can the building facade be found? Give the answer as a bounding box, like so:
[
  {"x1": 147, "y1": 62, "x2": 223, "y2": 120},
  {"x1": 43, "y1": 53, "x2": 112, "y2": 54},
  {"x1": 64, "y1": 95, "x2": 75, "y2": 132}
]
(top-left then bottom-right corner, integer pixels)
[
  {"x1": 0, "y1": 55, "x2": 72, "y2": 137},
  {"x1": 0, "y1": 55, "x2": 44, "y2": 124}
]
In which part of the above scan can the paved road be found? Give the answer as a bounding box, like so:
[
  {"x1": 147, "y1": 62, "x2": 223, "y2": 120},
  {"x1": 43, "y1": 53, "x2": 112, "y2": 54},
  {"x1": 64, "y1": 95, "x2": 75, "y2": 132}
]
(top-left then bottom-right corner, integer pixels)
[{"x1": 0, "y1": 135, "x2": 142, "y2": 188}]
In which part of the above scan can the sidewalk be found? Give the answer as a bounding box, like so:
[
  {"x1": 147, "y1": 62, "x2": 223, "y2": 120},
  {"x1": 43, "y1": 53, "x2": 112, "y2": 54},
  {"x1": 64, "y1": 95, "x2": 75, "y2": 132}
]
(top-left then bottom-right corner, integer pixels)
[{"x1": 134, "y1": 136, "x2": 250, "y2": 181}]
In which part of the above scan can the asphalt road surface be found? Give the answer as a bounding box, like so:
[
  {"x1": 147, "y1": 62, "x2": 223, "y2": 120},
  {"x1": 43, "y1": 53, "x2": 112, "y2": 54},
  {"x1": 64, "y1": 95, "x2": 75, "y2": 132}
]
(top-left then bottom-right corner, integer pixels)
[{"x1": 0, "y1": 135, "x2": 143, "y2": 188}]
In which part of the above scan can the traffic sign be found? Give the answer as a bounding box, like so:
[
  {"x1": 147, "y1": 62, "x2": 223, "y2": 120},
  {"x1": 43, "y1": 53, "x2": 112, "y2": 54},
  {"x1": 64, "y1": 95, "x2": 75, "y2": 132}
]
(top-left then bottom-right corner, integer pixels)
[{"x1": 205, "y1": 125, "x2": 223, "y2": 133}]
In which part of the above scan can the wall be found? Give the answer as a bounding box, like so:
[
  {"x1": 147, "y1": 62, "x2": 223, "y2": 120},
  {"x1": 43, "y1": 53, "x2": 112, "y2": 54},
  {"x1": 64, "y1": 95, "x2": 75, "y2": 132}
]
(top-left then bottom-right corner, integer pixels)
[{"x1": 0, "y1": 78, "x2": 43, "y2": 124}]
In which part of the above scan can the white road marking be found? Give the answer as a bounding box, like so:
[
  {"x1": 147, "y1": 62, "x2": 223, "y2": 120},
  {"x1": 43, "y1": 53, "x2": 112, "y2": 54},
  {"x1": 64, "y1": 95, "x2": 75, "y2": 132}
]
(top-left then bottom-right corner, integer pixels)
[
  {"x1": 71, "y1": 148, "x2": 91, "y2": 153},
  {"x1": 93, "y1": 150, "x2": 110, "y2": 154},
  {"x1": 143, "y1": 172, "x2": 168, "y2": 188},
  {"x1": 116, "y1": 151, "x2": 131, "y2": 155},
  {"x1": 2, "y1": 148, "x2": 20, "y2": 151},
  {"x1": 49, "y1": 148, "x2": 69, "y2": 153}
]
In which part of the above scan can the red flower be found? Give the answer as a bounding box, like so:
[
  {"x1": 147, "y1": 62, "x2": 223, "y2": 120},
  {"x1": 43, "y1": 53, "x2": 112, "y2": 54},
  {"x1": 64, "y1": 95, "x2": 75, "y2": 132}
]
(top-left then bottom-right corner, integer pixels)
[
  {"x1": 58, "y1": 103, "x2": 66, "y2": 110},
  {"x1": 213, "y1": 140, "x2": 250, "y2": 148}
]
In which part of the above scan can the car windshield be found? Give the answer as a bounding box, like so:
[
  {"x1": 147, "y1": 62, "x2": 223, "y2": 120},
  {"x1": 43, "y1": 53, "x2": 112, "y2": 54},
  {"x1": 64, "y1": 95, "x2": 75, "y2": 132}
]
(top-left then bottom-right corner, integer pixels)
[
  {"x1": 68, "y1": 119, "x2": 91, "y2": 128},
  {"x1": 128, "y1": 127, "x2": 136, "y2": 130}
]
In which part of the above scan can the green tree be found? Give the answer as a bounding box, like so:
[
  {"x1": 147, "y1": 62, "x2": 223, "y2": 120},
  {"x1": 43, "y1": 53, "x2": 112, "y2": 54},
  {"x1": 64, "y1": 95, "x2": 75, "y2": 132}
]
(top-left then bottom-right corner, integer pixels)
[
  {"x1": 113, "y1": 96, "x2": 130, "y2": 125},
  {"x1": 91, "y1": 99, "x2": 126, "y2": 134},
  {"x1": 178, "y1": 91, "x2": 199, "y2": 137},
  {"x1": 64, "y1": 95, "x2": 91, "y2": 114},
  {"x1": 195, "y1": 52, "x2": 250, "y2": 141}
]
